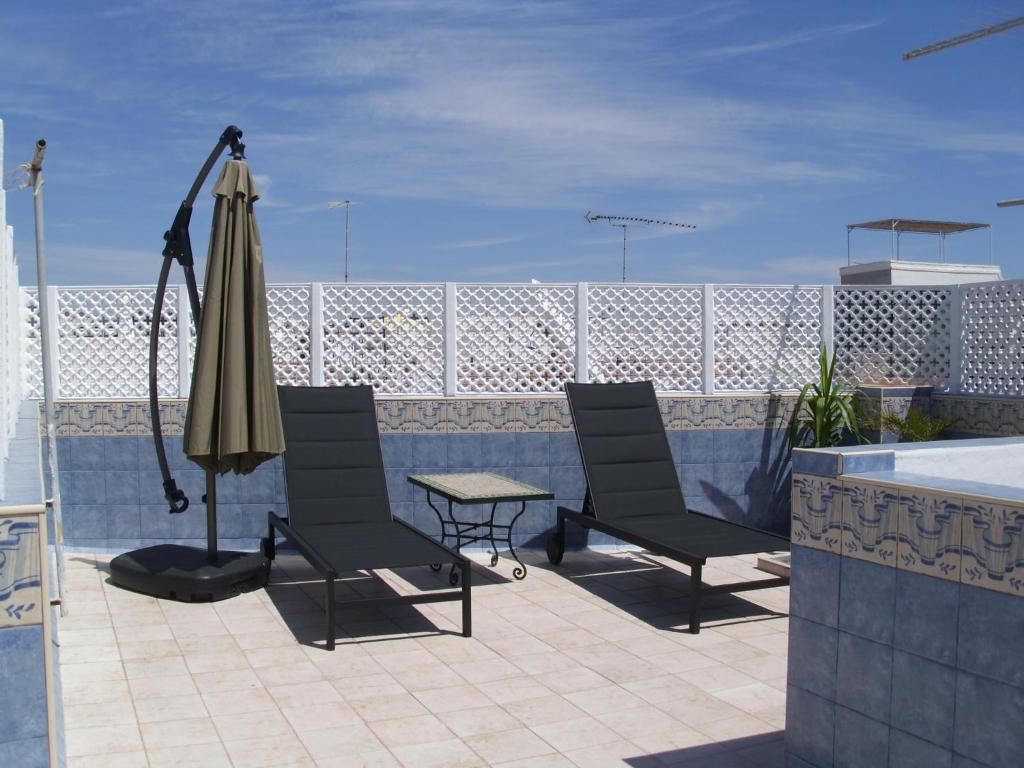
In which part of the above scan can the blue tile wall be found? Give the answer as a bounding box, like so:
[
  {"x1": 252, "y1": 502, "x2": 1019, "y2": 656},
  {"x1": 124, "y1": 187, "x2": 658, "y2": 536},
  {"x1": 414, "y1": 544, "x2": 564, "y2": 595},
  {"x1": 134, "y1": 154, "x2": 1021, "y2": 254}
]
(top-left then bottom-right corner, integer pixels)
[
  {"x1": 0, "y1": 624, "x2": 48, "y2": 760},
  {"x1": 56, "y1": 420, "x2": 793, "y2": 550},
  {"x1": 787, "y1": 543, "x2": 1024, "y2": 768},
  {"x1": 833, "y1": 706, "x2": 888, "y2": 768}
]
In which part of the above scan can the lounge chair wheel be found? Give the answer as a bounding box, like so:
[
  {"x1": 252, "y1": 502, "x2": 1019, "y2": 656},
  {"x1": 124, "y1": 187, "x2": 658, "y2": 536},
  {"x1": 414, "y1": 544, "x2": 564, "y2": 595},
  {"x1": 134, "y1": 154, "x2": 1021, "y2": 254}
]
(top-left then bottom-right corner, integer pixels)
[
  {"x1": 489, "y1": 553, "x2": 499, "y2": 567},
  {"x1": 448, "y1": 565, "x2": 460, "y2": 586},
  {"x1": 430, "y1": 563, "x2": 442, "y2": 572},
  {"x1": 546, "y1": 533, "x2": 565, "y2": 565}
]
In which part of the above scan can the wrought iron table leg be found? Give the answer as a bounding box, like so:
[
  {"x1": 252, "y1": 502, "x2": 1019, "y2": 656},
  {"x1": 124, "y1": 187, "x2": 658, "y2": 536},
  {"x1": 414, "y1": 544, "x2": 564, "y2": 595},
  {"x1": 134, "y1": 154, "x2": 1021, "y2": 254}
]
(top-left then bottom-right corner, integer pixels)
[
  {"x1": 507, "y1": 501, "x2": 528, "y2": 580},
  {"x1": 487, "y1": 501, "x2": 499, "y2": 567},
  {"x1": 426, "y1": 491, "x2": 445, "y2": 572},
  {"x1": 448, "y1": 500, "x2": 464, "y2": 585}
]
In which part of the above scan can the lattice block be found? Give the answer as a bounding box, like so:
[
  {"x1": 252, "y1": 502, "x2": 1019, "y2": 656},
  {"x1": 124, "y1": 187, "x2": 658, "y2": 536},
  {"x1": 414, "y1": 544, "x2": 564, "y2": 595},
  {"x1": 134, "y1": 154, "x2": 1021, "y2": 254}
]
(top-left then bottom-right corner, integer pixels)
[
  {"x1": 456, "y1": 284, "x2": 575, "y2": 393},
  {"x1": 587, "y1": 284, "x2": 703, "y2": 391},
  {"x1": 20, "y1": 289, "x2": 42, "y2": 399},
  {"x1": 267, "y1": 284, "x2": 311, "y2": 386},
  {"x1": 714, "y1": 286, "x2": 822, "y2": 391},
  {"x1": 55, "y1": 287, "x2": 179, "y2": 399},
  {"x1": 322, "y1": 284, "x2": 444, "y2": 394},
  {"x1": 961, "y1": 280, "x2": 1024, "y2": 396},
  {"x1": 834, "y1": 287, "x2": 950, "y2": 387}
]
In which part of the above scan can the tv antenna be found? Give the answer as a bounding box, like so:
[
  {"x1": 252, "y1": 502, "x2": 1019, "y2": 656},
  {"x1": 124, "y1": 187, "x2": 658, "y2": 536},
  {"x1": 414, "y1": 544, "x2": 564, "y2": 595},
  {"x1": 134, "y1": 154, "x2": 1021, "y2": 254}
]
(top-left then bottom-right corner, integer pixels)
[
  {"x1": 584, "y1": 212, "x2": 695, "y2": 282},
  {"x1": 903, "y1": 16, "x2": 1024, "y2": 60}
]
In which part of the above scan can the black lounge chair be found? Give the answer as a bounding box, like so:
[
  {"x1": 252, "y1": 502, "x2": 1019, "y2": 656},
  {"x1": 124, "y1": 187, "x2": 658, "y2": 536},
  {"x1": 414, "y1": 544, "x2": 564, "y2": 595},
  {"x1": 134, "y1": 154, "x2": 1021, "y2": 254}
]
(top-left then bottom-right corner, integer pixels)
[
  {"x1": 264, "y1": 385, "x2": 471, "y2": 649},
  {"x1": 546, "y1": 381, "x2": 788, "y2": 634}
]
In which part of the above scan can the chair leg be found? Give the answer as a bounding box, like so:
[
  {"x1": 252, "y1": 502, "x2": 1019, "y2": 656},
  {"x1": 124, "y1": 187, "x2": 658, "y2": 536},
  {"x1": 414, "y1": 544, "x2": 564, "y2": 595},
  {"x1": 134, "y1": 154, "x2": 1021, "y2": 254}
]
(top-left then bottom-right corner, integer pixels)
[
  {"x1": 325, "y1": 573, "x2": 336, "y2": 651},
  {"x1": 689, "y1": 564, "x2": 702, "y2": 634},
  {"x1": 263, "y1": 520, "x2": 276, "y2": 561},
  {"x1": 460, "y1": 561, "x2": 472, "y2": 638}
]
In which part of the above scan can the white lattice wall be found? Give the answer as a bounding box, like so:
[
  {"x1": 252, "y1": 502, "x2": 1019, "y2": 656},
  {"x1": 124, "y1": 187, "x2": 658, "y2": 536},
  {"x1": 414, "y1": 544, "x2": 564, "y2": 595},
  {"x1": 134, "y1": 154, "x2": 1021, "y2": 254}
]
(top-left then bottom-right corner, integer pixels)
[
  {"x1": 16, "y1": 279, "x2": 1024, "y2": 399},
  {"x1": 714, "y1": 286, "x2": 822, "y2": 391},
  {"x1": 56, "y1": 287, "x2": 179, "y2": 399},
  {"x1": 321, "y1": 284, "x2": 445, "y2": 394},
  {"x1": 587, "y1": 284, "x2": 703, "y2": 391},
  {"x1": 0, "y1": 165, "x2": 19, "y2": 497},
  {"x1": 960, "y1": 280, "x2": 1024, "y2": 396},
  {"x1": 21, "y1": 289, "x2": 42, "y2": 400},
  {"x1": 456, "y1": 284, "x2": 576, "y2": 394},
  {"x1": 266, "y1": 284, "x2": 311, "y2": 386},
  {"x1": 834, "y1": 287, "x2": 951, "y2": 387}
]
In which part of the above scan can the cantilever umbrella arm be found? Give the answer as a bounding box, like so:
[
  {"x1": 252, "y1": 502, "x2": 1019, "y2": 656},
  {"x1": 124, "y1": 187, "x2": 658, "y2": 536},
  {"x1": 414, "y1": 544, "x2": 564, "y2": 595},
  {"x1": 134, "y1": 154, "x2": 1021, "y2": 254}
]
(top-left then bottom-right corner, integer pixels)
[{"x1": 149, "y1": 125, "x2": 246, "y2": 515}]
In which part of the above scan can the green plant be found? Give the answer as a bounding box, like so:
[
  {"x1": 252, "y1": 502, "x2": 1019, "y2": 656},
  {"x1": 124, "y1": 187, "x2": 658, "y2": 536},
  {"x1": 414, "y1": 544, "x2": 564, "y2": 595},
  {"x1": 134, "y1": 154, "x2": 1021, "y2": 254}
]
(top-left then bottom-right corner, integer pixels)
[
  {"x1": 789, "y1": 346, "x2": 867, "y2": 449},
  {"x1": 880, "y1": 410, "x2": 951, "y2": 442}
]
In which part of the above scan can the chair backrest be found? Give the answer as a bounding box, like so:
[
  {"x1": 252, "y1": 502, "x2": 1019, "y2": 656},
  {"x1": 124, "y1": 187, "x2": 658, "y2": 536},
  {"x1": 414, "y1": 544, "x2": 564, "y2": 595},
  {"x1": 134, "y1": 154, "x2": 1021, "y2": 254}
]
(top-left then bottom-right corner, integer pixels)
[
  {"x1": 277, "y1": 385, "x2": 392, "y2": 531},
  {"x1": 565, "y1": 381, "x2": 687, "y2": 523}
]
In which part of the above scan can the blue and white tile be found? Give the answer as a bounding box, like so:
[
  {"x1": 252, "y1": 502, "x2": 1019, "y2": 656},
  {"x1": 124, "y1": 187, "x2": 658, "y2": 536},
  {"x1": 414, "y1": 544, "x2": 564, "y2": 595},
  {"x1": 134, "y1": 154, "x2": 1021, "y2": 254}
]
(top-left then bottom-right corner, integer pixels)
[
  {"x1": 446, "y1": 399, "x2": 518, "y2": 433},
  {"x1": 546, "y1": 398, "x2": 574, "y2": 432},
  {"x1": 960, "y1": 498, "x2": 1024, "y2": 596},
  {"x1": 842, "y1": 479, "x2": 898, "y2": 565},
  {"x1": 898, "y1": 491, "x2": 962, "y2": 582},
  {"x1": 0, "y1": 518, "x2": 43, "y2": 628},
  {"x1": 515, "y1": 399, "x2": 558, "y2": 432},
  {"x1": 376, "y1": 399, "x2": 447, "y2": 434},
  {"x1": 791, "y1": 473, "x2": 843, "y2": 553}
]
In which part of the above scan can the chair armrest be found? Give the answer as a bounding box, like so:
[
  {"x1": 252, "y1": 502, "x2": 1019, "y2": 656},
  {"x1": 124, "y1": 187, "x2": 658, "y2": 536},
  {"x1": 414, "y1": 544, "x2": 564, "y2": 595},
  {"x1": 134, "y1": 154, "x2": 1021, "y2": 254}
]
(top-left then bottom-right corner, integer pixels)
[{"x1": 267, "y1": 511, "x2": 336, "y2": 578}]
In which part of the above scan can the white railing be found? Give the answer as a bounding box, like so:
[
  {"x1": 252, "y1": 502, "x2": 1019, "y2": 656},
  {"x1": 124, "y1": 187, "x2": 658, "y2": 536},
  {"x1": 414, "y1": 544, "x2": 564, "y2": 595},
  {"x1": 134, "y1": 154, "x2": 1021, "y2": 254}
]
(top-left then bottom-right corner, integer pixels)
[
  {"x1": 16, "y1": 279, "x2": 1024, "y2": 400},
  {"x1": 0, "y1": 151, "x2": 20, "y2": 497}
]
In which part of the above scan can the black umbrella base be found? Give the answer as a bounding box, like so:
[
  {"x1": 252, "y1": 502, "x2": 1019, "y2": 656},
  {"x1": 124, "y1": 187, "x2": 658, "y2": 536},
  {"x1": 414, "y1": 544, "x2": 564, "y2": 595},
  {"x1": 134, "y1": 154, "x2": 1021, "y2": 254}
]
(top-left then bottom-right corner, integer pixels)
[{"x1": 109, "y1": 544, "x2": 270, "y2": 602}]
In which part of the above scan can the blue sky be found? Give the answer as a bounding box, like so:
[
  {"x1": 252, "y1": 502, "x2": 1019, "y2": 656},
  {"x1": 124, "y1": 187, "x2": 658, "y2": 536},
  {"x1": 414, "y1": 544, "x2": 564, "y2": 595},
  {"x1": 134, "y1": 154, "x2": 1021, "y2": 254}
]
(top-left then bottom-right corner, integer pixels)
[{"x1": 1, "y1": 1, "x2": 1023, "y2": 286}]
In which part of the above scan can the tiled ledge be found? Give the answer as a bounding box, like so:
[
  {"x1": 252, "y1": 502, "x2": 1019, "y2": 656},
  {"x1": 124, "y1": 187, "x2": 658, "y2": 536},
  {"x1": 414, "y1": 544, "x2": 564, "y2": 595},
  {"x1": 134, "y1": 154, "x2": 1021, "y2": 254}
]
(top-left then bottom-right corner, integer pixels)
[
  {"x1": 791, "y1": 466, "x2": 1024, "y2": 598},
  {"x1": 44, "y1": 394, "x2": 800, "y2": 436}
]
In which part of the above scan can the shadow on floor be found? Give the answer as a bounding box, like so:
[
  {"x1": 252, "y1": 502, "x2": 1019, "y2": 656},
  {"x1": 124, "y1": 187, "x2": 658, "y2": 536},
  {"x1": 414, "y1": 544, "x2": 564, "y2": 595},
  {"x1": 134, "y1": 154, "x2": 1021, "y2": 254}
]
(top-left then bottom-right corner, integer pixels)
[
  {"x1": 532, "y1": 548, "x2": 788, "y2": 633},
  {"x1": 624, "y1": 730, "x2": 784, "y2": 767},
  {"x1": 263, "y1": 552, "x2": 512, "y2": 649}
]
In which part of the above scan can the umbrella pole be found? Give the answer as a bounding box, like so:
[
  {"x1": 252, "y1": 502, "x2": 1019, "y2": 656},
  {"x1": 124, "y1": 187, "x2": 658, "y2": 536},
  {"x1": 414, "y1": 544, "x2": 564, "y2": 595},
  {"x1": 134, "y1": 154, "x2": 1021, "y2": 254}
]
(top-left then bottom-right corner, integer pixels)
[{"x1": 206, "y1": 470, "x2": 218, "y2": 560}]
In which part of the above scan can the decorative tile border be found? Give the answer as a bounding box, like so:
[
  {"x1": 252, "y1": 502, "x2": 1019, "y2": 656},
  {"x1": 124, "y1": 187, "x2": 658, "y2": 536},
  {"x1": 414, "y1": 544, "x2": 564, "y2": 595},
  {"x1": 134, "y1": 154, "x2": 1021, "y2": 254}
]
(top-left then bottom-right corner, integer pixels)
[
  {"x1": 0, "y1": 517, "x2": 43, "y2": 628},
  {"x1": 898, "y1": 490, "x2": 961, "y2": 581},
  {"x1": 794, "y1": 472, "x2": 1024, "y2": 597},
  {"x1": 931, "y1": 395, "x2": 1024, "y2": 437},
  {"x1": 48, "y1": 395, "x2": 802, "y2": 436},
  {"x1": 842, "y1": 480, "x2": 898, "y2": 565},
  {"x1": 792, "y1": 473, "x2": 843, "y2": 553},
  {"x1": 961, "y1": 499, "x2": 1024, "y2": 596}
]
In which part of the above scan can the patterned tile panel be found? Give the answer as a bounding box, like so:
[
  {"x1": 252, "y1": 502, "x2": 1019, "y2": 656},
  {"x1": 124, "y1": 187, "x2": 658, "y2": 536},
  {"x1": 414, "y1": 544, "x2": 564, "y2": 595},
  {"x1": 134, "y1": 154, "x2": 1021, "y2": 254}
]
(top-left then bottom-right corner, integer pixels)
[
  {"x1": 792, "y1": 473, "x2": 843, "y2": 553},
  {"x1": 446, "y1": 400, "x2": 518, "y2": 433},
  {"x1": 931, "y1": 395, "x2": 1024, "y2": 437},
  {"x1": 0, "y1": 517, "x2": 42, "y2": 628},
  {"x1": 842, "y1": 480, "x2": 898, "y2": 566},
  {"x1": 376, "y1": 400, "x2": 447, "y2": 434},
  {"x1": 52, "y1": 395, "x2": 800, "y2": 436},
  {"x1": 897, "y1": 491, "x2": 962, "y2": 581},
  {"x1": 961, "y1": 499, "x2": 1024, "y2": 596}
]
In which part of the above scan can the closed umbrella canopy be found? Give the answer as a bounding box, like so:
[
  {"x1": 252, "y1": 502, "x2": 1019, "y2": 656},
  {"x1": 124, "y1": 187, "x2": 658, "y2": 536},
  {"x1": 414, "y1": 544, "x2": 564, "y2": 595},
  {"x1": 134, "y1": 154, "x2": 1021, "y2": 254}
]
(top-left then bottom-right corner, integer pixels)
[{"x1": 184, "y1": 159, "x2": 284, "y2": 474}]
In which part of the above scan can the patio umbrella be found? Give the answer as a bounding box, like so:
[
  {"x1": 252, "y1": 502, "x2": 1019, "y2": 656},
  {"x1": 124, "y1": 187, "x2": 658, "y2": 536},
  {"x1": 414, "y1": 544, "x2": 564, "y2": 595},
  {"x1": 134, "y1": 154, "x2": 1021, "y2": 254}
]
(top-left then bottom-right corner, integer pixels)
[
  {"x1": 184, "y1": 159, "x2": 285, "y2": 474},
  {"x1": 109, "y1": 127, "x2": 277, "y2": 602}
]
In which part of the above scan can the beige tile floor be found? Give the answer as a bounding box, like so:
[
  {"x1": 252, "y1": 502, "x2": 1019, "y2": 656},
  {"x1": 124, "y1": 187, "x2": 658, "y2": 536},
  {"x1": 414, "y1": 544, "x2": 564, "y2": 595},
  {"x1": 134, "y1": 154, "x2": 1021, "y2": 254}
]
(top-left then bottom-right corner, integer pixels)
[{"x1": 57, "y1": 548, "x2": 789, "y2": 768}]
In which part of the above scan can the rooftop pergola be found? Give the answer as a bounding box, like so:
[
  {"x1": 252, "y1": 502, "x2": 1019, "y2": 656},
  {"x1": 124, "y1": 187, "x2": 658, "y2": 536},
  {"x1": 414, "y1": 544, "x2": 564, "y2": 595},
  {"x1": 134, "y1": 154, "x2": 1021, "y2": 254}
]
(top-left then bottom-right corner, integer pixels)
[{"x1": 846, "y1": 218, "x2": 993, "y2": 265}]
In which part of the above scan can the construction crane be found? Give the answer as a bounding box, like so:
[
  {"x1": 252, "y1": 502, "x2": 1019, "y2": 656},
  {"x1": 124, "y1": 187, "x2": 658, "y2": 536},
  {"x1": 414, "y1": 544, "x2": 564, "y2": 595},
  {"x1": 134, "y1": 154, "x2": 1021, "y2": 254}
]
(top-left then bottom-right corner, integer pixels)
[
  {"x1": 584, "y1": 212, "x2": 695, "y2": 282},
  {"x1": 903, "y1": 16, "x2": 1024, "y2": 60}
]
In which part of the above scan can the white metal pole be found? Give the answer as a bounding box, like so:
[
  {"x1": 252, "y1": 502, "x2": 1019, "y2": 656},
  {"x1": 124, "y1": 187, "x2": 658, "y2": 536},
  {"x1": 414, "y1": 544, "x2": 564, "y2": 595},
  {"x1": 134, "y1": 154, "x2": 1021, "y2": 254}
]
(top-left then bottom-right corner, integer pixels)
[
  {"x1": 702, "y1": 284, "x2": 715, "y2": 395},
  {"x1": 310, "y1": 282, "x2": 324, "y2": 386},
  {"x1": 28, "y1": 140, "x2": 67, "y2": 615},
  {"x1": 575, "y1": 283, "x2": 589, "y2": 383},
  {"x1": 344, "y1": 202, "x2": 350, "y2": 285},
  {"x1": 444, "y1": 282, "x2": 457, "y2": 396}
]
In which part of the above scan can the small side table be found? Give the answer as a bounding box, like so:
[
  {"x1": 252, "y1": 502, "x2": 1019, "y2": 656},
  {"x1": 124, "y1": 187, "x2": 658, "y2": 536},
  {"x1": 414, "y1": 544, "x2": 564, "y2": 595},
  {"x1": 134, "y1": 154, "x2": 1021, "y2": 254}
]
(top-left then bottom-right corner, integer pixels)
[{"x1": 407, "y1": 472, "x2": 553, "y2": 583}]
